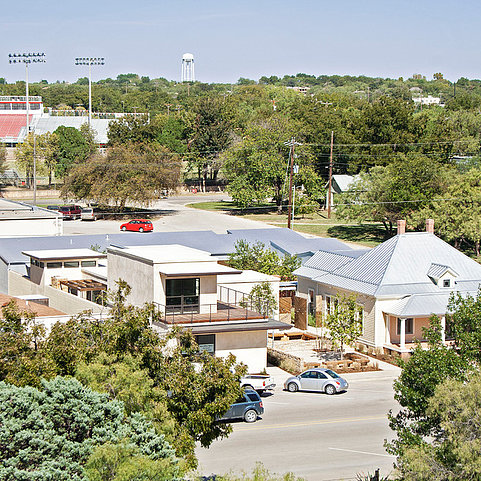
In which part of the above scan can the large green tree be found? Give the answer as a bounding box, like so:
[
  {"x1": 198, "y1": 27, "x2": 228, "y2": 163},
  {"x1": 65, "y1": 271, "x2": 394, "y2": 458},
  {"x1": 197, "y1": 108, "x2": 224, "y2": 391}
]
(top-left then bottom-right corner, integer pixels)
[
  {"x1": 386, "y1": 317, "x2": 470, "y2": 459},
  {"x1": 53, "y1": 125, "x2": 91, "y2": 177},
  {"x1": 0, "y1": 377, "x2": 179, "y2": 481},
  {"x1": 336, "y1": 153, "x2": 449, "y2": 235},
  {"x1": 61, "y1": 143, "x2": 181, "y2": 209},
  {"x1": 396, "y1": 372, "x2": 481, "y2": 481},
  {"x1": 228, "y1": 240, "x2": 300, "y2": 280}
]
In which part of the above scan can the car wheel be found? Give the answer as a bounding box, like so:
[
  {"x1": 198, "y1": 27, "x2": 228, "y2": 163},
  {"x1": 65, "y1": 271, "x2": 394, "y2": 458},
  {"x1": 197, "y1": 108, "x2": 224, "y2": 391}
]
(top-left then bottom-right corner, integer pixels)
[
  {"x1": 325, "y1": 384, "x2": 336, "y2": 395},
  {"x1": 244, "y1": 409, "x2": 257, "y2": 423},
  {"x1": 287, "y1": 382, "x2": 298, "y2": 393},
  {"x1": 121, "y1": 226, "x2": 127, "y2": 231},
  {"x1": 139, "y1": 227, "x2": 144, "y2": 233},
  {"x1": 243, "y1": 384, "x2": 254, "y2": 391}
]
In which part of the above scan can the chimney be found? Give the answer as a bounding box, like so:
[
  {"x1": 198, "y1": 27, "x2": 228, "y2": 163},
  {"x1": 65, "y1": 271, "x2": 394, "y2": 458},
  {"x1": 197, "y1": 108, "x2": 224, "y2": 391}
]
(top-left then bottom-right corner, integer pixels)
[
  {"x1": 426, "y1": 218, "x2": 434, "y2": 234},
  {"x1": 397, "y1": 220, "x2": 406, "y2": 235}
]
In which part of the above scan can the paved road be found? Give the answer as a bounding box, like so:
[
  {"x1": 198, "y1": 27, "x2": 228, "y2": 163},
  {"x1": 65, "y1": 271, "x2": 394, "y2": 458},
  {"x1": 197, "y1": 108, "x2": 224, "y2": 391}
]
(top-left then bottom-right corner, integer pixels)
[
  {"x1": 195, "y1": 369, "x2": 399, "y2": 481},
  {"x1": 59, "y1": 194, "x2": 278, "y2": 236}
]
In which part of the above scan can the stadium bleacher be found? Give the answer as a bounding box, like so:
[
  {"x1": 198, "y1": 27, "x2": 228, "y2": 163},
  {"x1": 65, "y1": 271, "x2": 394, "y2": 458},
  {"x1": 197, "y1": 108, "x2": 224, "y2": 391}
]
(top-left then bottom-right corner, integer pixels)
[{"x1": 0, "y1": 115, "x2": 32, "y2": 143}]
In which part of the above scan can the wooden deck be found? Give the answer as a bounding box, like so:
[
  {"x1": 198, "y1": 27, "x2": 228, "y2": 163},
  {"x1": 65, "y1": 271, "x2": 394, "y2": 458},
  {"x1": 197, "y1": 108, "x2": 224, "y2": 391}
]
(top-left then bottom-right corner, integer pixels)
[{"x1": 159, "y1": 302, "x2": 267, "y2": 325}]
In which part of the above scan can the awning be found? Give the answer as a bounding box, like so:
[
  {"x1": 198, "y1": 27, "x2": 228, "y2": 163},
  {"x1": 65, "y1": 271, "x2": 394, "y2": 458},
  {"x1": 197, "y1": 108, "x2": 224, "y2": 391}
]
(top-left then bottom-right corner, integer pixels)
[{"x1": 59, "y1": 279, "x2": 107, "y2": 292}]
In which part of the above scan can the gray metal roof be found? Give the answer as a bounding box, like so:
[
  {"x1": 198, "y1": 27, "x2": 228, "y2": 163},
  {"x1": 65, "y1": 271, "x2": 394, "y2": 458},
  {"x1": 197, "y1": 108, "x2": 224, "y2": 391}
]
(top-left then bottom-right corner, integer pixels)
[
  {"x1": 427, "y1": 263, "x2": 458, "y2": 280},
  {"x1": 296, "y1": 232, "x2": 481, "y2": 298},
  {"x1": 34, "y1": 117, "x2": 111, "y2": 144},
  {"x1": 0, "y1": 228, "x2": 352, "y2": 268},
  {"x1": 384, "y1": 293, "x2": 452, "y2": 317},
  {"x1": 227, "y1": 228, "x2": 354, "y2": 257}
]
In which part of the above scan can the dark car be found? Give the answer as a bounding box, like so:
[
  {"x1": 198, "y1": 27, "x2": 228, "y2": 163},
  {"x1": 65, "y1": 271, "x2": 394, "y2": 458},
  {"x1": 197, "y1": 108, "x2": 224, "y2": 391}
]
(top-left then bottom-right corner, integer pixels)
[
  {"x1": 58, "y1": 205, "x2": 82, "y2": 220},
  {"x1": 120, "y1": 219, "x2": 153, "y2": 233},
  {"x1": 218, "y1": 390, "x2": 264, "y2": 423}
]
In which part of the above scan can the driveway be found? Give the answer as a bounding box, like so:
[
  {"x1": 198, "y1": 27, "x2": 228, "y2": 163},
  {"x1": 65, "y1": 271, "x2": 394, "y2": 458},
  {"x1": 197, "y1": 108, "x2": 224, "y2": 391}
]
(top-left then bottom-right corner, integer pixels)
[{"x1": 195, "y1": 368, "x2": 399, "y2": 481}]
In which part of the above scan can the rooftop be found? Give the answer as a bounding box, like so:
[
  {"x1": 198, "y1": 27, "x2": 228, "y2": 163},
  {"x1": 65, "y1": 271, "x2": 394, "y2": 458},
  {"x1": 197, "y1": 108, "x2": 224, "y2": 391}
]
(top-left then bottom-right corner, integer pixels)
[
  {"x1": 22, "y1": 248, "x2": 107, "y2": 260},
  {"x1": 0, "y1": 293, "x2": 65, "y2": 318}
]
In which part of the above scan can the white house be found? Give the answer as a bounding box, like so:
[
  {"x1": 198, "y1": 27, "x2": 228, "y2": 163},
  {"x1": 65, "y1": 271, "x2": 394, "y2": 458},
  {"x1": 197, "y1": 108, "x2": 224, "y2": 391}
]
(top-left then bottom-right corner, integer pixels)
[
  {"x1": 107, "y1": 244, "x2": 290, "y2": 372},
  {"x1": 295, "y1": 220, "x2": 481, "y2": 357}
]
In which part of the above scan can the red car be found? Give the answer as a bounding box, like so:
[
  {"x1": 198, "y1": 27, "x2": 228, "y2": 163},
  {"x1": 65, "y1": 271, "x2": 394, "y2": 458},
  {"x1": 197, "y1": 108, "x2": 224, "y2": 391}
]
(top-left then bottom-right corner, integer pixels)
[
  {"x1": 58, "y1": 205, "x2": 82, "y2": 220},
  {"x1": 120, "y1": 219, "x2": 153, "y2": 233}
]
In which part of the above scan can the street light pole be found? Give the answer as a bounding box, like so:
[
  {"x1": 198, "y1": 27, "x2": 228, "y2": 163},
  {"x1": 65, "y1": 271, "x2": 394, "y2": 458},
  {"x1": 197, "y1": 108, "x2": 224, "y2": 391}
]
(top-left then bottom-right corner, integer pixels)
[
  {"x1": 8, "y1": 52, "x2": 46, "y2": 204},
  {"x1": 74, "y1": 57, "x2": 105, "y2": 127}
]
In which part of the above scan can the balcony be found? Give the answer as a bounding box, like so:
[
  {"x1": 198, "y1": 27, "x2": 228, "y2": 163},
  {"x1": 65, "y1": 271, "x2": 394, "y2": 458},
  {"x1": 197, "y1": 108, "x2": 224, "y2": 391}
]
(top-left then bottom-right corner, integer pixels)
[{"x1": 153, "y1": 286, "x2": 275, "y2": 325}]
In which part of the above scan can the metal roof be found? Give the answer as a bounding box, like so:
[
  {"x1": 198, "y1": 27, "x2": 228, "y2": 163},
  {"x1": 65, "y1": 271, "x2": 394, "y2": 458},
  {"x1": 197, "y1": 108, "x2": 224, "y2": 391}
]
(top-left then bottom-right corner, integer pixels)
[
  {"x1": 22, "y1": 248, "x2": 106, "y2": 260},
  {"x1": 34, "y1": 117, "x2": 111, "y2": 144},
  {"x1": 296, "y1": 232, "x2": 481, "y2": 299},
  {"x1": 427, "y1": 263, "x2": 459, "y2": 280}
]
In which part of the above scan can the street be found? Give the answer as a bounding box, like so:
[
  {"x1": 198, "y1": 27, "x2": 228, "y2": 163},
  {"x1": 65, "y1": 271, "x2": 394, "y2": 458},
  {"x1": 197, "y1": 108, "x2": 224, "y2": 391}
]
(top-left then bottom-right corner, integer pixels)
[{"x1": 195, "y1": 369, "x2": 399, "y2": 481}]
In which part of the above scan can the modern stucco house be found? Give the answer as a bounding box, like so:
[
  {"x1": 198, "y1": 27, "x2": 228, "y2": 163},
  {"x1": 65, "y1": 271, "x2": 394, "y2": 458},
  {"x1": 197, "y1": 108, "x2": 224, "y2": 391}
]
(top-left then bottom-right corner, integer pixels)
[
  {"x1": 295, "y1": 220, "x2": 481, "y2": 356},
  {"x1": 107, "y1": 244, "x2": 290, "y2": 372}
]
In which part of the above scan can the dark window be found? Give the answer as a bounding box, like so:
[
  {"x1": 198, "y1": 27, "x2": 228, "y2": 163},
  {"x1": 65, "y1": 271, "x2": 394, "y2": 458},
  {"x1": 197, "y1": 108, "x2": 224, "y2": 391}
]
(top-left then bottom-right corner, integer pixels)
[
  {"x1": 64, "y1": 261, "x2": 79, "y2": 268},
  {"x1": 46, "y1": 262, "x2": 62, "y2": 269},
  {"x1": 397, "y1": 318, "x2": 414, "y2": 335},
  {"x1": 300, "y1": 371, "x2": 316, "y2": 379},
  {"x1": 316, "y1": 372, "x2": 327, "y2": 379},
  {"x1": 81, "y1": 260, "x2": 96, "y2": 267},
  {"x1": 195, "y1": 334, "x2": 215, "y2": 354},
  {"x1": 166, "y1": 278, "x2": 200, "y2": 313},
  {"x1": 443, "y1": 279, "x2": 451, "y2": 288},
  {"x1": 247, "y1": 392, "x2": 260, "y2": 402},
  {"x1": 39, "y1": 262, "x2": 44, "y2": 268}
]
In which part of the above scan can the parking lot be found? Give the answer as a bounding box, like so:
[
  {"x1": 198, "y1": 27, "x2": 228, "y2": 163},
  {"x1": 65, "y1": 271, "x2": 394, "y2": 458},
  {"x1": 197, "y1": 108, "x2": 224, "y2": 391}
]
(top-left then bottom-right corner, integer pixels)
[{"x1": 195, "y1": 369, "x2": 400, "y2": 481}]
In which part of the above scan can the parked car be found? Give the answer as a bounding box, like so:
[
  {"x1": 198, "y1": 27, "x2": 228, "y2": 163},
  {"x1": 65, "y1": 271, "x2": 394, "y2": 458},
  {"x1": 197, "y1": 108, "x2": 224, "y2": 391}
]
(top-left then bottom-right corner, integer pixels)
[
  {"x1": 80, "y1": 207, "x2": 96, "y2": 221},
  {"x1": 284, "y1": 368, "x2": 348, "y2": 395},
  {"x1": 46, "y1": 204, "x2": 61, "y2": 211},
  {"x1": 58, "y1": 205, "x2": 82, "y2": 220},
  {"x1": 218, "y1": 390, "x2": 264, "y2": 423},
  {"x1": 120, "y1": 219, "x2": 153, "y2": 233},
  {"x1": 240, "y1": 374, "x2": 276, "y2": 394}
]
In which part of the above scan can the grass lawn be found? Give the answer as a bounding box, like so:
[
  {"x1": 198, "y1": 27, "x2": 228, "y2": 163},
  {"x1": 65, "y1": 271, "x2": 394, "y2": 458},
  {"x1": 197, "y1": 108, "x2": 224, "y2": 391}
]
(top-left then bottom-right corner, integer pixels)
[{"x1": 187, "y1": 201, "x2": 389, "y2": 247}]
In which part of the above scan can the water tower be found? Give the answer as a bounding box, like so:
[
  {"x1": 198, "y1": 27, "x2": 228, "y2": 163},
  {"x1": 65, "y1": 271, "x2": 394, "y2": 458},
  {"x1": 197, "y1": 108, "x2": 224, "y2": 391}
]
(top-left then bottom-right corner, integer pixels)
[{"x1": 181, "y1": 53, "x2": 195, "y2": 82}]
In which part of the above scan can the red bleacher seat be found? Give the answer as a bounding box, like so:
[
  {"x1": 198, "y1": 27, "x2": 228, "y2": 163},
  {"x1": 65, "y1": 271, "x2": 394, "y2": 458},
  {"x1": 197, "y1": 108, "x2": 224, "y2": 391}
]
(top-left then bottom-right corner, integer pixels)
[{"x1": 0, "y1": 115, "x2": 33, "y2": 141}]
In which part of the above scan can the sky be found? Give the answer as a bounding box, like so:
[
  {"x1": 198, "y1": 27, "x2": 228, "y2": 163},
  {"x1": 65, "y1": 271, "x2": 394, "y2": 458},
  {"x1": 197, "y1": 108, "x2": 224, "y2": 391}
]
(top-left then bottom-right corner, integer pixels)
[{"x1": 1, "y1": 0, "x2": 480, "y2": 84}]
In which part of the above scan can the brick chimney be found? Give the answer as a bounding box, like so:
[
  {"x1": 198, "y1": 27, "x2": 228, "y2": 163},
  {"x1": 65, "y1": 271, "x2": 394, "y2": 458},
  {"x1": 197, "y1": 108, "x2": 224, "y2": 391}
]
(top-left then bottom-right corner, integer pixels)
[
  {"x1": 397, "y1": 220, "x2": 406, "y2": 235},
  {"x1": 426, "y1": 218, "x2": 434, "y2": 234}
]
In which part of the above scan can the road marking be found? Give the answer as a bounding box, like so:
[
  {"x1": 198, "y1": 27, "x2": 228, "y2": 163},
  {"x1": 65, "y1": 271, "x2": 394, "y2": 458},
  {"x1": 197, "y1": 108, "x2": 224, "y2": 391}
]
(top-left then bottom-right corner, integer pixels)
[
  {"x1": 328, "y1": 447, "x2": 395, "y2": 458},
  {"x1": 236, "y1": 415, "x2": 386, "y2": 431}
]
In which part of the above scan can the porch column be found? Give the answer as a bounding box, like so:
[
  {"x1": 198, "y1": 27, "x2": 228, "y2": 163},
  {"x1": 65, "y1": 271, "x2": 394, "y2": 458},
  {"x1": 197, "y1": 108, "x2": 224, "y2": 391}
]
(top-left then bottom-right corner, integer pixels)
[
  {"x1": 441, "y1": 316, "x2": 446, "y2": 343},
  {"x1": 399, "y1": 317, "x2": 406, "y2": 350},
  {"x1": 385, "y1": 315, "x2": 391, "y2": 344}
]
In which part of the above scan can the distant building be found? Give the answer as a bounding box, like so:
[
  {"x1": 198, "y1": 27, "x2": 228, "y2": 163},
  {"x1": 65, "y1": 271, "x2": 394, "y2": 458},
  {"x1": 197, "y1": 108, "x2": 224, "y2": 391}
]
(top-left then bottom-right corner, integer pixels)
[
  {"x1": 0, "y1": 95, "x2": 145, "y2": 146},
  {"x1": 413, "y1": 95, "x2": 443, "y2": 106}
]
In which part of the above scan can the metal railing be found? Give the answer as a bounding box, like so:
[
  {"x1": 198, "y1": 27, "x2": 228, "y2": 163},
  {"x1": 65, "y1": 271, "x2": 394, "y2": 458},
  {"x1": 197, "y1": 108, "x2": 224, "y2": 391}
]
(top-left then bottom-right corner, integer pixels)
[{"x1": 152, "y1": 286, "x2": 273, "y2": 325}]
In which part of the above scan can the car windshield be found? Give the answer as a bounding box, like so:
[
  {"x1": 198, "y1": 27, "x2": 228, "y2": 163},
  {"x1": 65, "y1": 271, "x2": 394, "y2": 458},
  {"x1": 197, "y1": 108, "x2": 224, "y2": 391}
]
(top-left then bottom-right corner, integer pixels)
[
  {"x1": 325, "y1": 369, "x2": 340, "y2": 379},
  {"x1": 59, "y1": 207, "x2": 69, "y2": 211}
]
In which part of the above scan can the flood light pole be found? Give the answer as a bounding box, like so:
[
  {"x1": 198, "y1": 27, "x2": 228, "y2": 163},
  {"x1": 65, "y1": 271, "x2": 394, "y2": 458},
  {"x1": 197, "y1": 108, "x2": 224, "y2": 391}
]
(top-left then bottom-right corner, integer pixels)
[
  {"x1": 8, "y1": 52, "x2": 46, "y2": 141},
  {"x1": 74, "y1": 57, "x2": 105, "y2": 127},
  {"x1": 8, "y1": 52, "x2": 46, "y2": 205}
]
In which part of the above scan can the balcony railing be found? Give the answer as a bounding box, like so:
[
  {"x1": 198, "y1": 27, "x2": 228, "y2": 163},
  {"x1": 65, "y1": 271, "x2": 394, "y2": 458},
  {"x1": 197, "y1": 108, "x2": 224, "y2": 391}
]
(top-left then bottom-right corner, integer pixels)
[{"x1": 153, "y1": 286, "x2": 274, "y2": 325}]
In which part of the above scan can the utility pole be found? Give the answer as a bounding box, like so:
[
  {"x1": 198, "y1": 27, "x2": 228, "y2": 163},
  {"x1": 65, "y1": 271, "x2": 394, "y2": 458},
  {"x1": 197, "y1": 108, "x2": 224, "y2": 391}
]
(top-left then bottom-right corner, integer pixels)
[
  {"x1": 33, "y1": 134, "x2": 37, "y2": 205},
  {"x1": 327, "y1": 131, "x2": 334, "y2": 219},
  {"x1": 285, "y1": 138, "x2": 301, "y2": 229}
]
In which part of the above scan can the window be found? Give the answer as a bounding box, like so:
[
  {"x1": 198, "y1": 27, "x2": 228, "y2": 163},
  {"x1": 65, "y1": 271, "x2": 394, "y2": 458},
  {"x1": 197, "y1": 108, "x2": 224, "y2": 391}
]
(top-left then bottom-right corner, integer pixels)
[
  {"x1": 195, "y1": 334, "x2": 215, "y2": 355},
  {"x1": 81, "y1": 260, "x2": 96, "y2": 267},
  {"x1": 300, "y1": 371, "x2": 317, "y2": 379},
  {"x1": 308, "y1": 289, "x2": 315, "y2": 316},
  {"x1": 64, "y1": 261, "x2": 79, "y2": 268},
  {"x1": 325, "y1": 295, "x2": 338, "y2": 316},
  {"x1": 316, "y1": 372, "x2": 327, "y2": 379},
  {"x1": 397, "y1": 318, "x2": 414, "y2": 335},
  {"x1": 31, "y1": 259, "x2": 38, "y2": 267},
  {"x1": 46, "y1": 262, "x2": 62, "y2": 269},
  {"x1": 166, "y1": 278, "x2": 200, "y2": 313},
  {"x1": 443, "y1": 279, "x2": 451, "y2": 288},
  {"x1": 39, "y1": 262, "x2": 44, "y2": 268}
]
